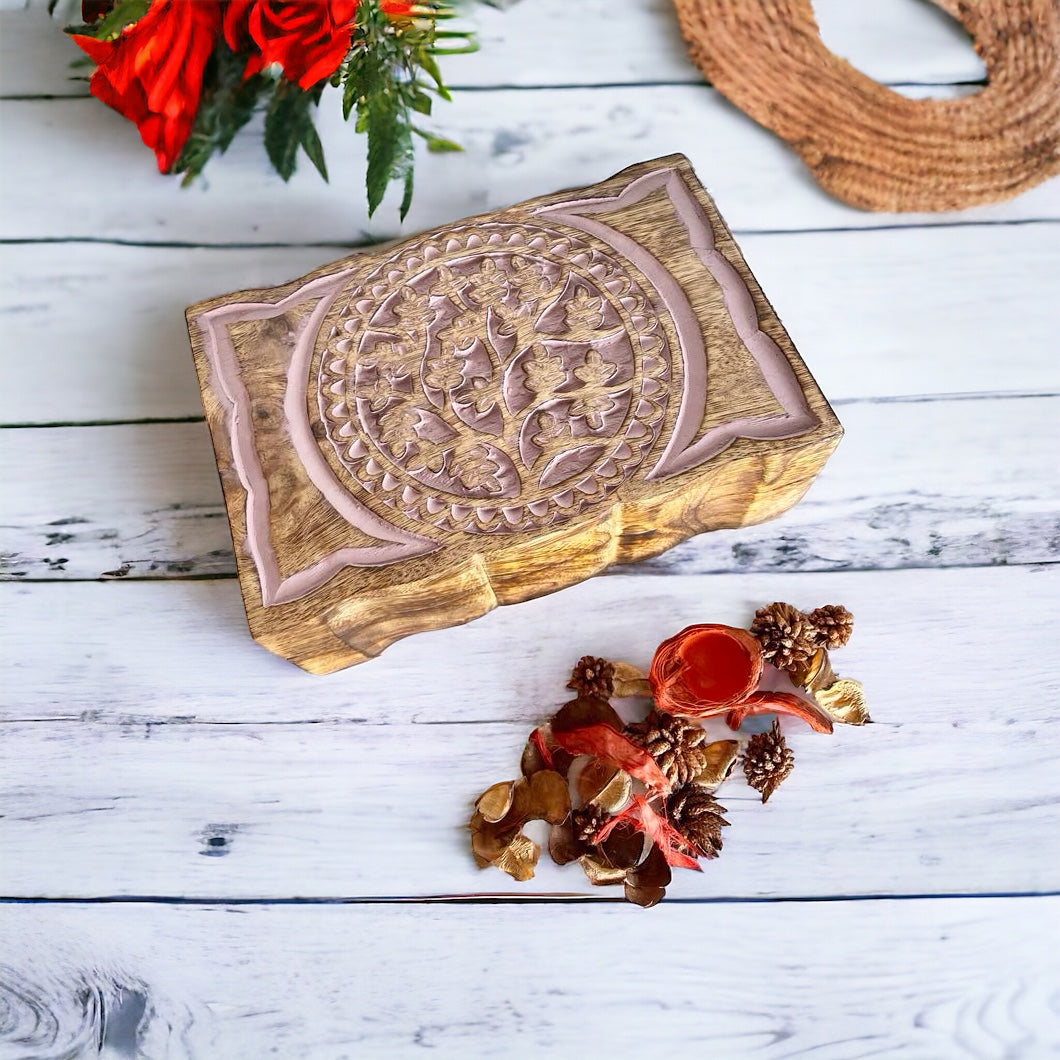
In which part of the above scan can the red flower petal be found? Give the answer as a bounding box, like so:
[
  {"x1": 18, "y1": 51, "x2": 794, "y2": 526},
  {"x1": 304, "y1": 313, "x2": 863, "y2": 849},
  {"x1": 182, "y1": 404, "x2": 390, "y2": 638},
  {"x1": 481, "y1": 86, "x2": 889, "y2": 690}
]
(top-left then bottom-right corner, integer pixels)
[{"x1": 725, "y1": 691, "x2": 835, "y2": 734}]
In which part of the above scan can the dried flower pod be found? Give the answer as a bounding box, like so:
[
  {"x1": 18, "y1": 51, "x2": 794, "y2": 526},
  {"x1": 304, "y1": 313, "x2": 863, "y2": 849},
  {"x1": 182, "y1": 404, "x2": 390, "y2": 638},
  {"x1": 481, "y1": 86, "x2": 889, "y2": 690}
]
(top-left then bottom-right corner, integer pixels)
[
  {"x1": 667, "y1": 785, "x2": 729, "y2": 858},
  {"x1": 649, "y1": 624, "x2": 763, "y2": 718},
  {"x1": 475, "y1": 780, "x2": 516, "y2": 824},
  {"x1": 695, "y1": 740, "x2": 740, "y2": 788},
  {"x1": 807, "y1": 605, "x2": 854, "y2": 650},
  {"x1": 580, "y1": 856, "x2": 628, "y2": 886},
  {"x1": 611, "y1": 660, "x2": 651, "y2": 698},
  {"x1": 788, "y1": 647, "x2": 836, "y2": 694},
  {"x1": 567, "y1": 655, "x2": 615, "y2": 699},
  {"x1": 816, "y1": 678, "x2": 871, "y2": 726},
  {"x1": 492, "y1": 833, "x2": 540, "y2": 882},
  {"x1": 750, "y1": 602, "x2": 818, "y2": 673},
  {"x1": 571, "y1": 804, "x2": 610, "y2": 848},
  {"x1": 743, "y1": 720, "x2": 795, "y2": 803}
]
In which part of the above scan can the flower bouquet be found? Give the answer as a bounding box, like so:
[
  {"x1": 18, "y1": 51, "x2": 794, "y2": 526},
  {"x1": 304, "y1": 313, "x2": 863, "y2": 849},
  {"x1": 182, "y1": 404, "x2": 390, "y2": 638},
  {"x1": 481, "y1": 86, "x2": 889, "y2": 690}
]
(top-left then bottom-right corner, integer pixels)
[{"x1": 60, "y1": 0, "x2": 473, "y2": 216}]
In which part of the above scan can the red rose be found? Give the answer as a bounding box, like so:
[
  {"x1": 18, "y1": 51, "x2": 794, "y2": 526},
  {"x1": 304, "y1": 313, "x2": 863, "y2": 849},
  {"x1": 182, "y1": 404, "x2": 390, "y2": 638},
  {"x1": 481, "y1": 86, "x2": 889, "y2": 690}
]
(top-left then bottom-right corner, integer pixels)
[
  {"x1": 72, "y1": 1, "x2": 221, "y2": 173},
  {"x1": 224, "y1": 0, "x2": 358, "y2": 90},
  {"x1": 648, "y1": 624, "x2": 763, "y2": 719}
]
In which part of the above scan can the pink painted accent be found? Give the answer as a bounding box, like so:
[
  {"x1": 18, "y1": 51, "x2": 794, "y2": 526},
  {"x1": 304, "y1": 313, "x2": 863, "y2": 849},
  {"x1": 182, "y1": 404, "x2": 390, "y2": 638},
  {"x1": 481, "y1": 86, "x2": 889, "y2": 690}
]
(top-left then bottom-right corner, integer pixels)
[
  {"x1": 195, "y1": 272, "x2": 438, "y2": 609},
  {"x1": 535, "y1": 167, "x2": 817, "y2": 479}
]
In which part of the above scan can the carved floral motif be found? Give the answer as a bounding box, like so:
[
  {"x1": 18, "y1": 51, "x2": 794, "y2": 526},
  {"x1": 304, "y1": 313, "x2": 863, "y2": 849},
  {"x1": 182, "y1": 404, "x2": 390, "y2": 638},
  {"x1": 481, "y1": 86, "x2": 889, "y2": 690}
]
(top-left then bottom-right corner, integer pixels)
[{"x1": 316, "y1": 223, "x2": 673, "y2": 534}]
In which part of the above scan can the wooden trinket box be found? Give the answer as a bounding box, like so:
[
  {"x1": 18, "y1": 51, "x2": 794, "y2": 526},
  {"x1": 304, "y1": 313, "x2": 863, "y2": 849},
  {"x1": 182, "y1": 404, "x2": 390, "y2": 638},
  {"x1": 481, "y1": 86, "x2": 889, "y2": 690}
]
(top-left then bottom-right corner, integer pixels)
[{"x1": 187, "y1": 155, "x2": 842, "y2": 673}]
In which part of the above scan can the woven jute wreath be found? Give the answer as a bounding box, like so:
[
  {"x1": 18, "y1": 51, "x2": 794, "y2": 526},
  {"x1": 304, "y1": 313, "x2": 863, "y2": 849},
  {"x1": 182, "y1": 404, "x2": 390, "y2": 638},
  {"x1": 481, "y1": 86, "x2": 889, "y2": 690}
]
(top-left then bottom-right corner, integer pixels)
[{"x1": 672, "y1": 0, "x2": 1060, "y2": 212}]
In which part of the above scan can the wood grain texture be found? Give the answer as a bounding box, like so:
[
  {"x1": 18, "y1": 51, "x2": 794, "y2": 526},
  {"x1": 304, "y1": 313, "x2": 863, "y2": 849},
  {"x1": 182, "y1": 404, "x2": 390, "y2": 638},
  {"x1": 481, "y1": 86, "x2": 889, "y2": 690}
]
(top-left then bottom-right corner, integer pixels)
[
  {"x1": 4, "y1": 222, "x2": 1058, "y2": 425},
  {"x1": 186, "y1": 156, "x2": 841, "y2": 672},
  {"x1": 3, "y1": 565, "x2": 1054, "y2": 725},
  {"x1": 2, "y1": 2, "x2": 1057, "y2": 1051},
  {"x1": 4, "y1": 393, "x2": 1056, "y2": 581},
  {"x1": 2, "y1": 899, "x2": 1056, "y2": 1059},
  {"x1": 0, "y1": 0, "x2": 989, "y2": 98},
  {"x1": 5, "y1": 89, "x2": 1058, "y2": 248},
  {"x1": 1, "y1": 566, "x2": 1057, "y2": 899}
]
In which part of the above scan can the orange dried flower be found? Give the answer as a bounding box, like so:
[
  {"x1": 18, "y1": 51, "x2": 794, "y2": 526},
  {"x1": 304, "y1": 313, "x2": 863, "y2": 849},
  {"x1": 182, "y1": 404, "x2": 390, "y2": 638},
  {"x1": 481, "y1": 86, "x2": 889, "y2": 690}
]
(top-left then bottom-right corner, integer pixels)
[{"x1": 648, "y1": 624, "x2": 763, "y2": 719}]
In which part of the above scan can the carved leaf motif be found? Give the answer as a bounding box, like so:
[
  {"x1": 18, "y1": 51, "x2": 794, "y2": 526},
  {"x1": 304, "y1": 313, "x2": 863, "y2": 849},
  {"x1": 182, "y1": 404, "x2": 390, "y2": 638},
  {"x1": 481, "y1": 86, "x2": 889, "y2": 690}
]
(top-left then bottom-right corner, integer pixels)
[
  {"x1": 377, "y1": 403, "x2": 420, "y2": 456},
  {"x1": 406, "y1": 438, "x2": 448, "y2": 475},
  {"x1": 465, "y1": 258, "x2": 509, "y2": 307},
  {"x1": 571, "y1": 392, "x2": 615, "y2": 430},
  {"x1": 439, "y1": 313, "x2": 480, "y2": 350},
  {"x1": 523, "y1": 347, "x2": 567, "y2": 395},
  {"x1": 393, "y1": 287, "x2": 435, "y2": 332},
  {"x1": 564, "y1": 287, "x2": 605, "y2": 331},
  {"x1": 465, "y1": 377, "x2": 496, "y2": 415},
  {"x1": 509, "y1": 257, "x2": 554, "y2": 302},
  {"x1": 424, "y1": 356, "x2": 465, "y2": 392},
  {"x1": 451, "y1": 446, "x2": 502, "y2": 493},
  {"x1": 531, "y1": 410, "x2": 568, "y2": 448},
  {"x1": 355, "y1": 375, "x2": 394, "y2": 413},
  {"x1": 573, "y1": 348, "x2": 617, "y2": 388},
  {"x1": 361, "y1": 340, "x2": 413, "y2": 379}
]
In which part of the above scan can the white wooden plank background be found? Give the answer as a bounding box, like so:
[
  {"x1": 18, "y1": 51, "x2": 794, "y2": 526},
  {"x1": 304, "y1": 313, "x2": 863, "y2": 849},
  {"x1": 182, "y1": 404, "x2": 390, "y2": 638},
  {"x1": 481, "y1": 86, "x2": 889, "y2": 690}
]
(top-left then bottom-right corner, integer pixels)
[{"x1": 1, "y1": 0, "x2": 1059, "y2": 1056}]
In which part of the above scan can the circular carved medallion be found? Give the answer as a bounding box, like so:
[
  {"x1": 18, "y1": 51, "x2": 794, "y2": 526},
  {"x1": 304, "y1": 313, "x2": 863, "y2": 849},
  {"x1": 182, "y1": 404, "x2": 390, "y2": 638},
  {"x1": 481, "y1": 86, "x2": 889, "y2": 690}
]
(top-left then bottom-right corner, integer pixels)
[{"x1": 314, "y1": 222, "x2": 673, "y2": 535}]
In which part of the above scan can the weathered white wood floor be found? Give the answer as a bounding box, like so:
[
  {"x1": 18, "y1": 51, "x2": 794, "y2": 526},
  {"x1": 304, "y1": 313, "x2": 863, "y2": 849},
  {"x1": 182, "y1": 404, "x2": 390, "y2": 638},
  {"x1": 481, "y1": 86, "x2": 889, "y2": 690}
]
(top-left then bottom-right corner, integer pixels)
[{"x1": 1, "y1": 1, "x2": 1059, "y2": 1056}]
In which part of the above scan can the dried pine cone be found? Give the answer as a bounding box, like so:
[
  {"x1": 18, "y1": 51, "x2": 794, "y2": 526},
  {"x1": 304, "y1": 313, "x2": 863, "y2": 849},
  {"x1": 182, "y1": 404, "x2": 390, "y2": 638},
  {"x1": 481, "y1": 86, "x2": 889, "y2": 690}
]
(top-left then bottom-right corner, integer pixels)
[
  {"x1": 567, "y1": 656, "x2": 615, "y2": 700},
  {"x1": 638, "y1": 712, "x2": 713, "y2": 787},
  {"x1": 807, "y1": 604, "x2": 854, "y2": 650},
  {"x1": 571, "y1": 804, "x2": 609, "y2": 848},
  {"x1": 743, "y1": 720, "x2": 795, "y2": 803},
  {"x1": 667, "y1": 784, "x2": 729, "y2": 858},
  {"x1": 750, "y1": 601, "x2": 818, "y2": 672}
]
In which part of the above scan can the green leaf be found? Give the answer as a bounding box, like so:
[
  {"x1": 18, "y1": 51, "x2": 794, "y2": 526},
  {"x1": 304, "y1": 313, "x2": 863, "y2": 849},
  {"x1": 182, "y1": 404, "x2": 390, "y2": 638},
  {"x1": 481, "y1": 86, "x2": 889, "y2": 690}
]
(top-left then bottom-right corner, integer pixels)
[
  {"x1": 66, "y1": 0, "x2": 150, "y2": 40},
  {"x1": 174, "y1": 46, "x2": 264, "y2": 183},
  {"x1": 424, "y1": 134, "x2": 462, "y2": 154},
  {"x1": 265, "y1": 81, "x2": 304, "y2": 182},
  {"x1": 300, "y1": 118, "x2": 329, "y2": 183},
  {"x1": 262, "y1": 79, "x2": 328, "y2": 184},
  {"x1": 365, "y1": 93, "x2": 401, "y2": 216}
]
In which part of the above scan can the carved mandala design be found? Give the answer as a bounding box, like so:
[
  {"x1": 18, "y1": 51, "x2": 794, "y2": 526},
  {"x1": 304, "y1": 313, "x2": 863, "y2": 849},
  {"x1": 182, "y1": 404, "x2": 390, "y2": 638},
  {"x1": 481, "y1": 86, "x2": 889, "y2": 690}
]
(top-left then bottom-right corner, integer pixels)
[{"x1": 314, "y1": 223, "x2": 673, "y2": 534}]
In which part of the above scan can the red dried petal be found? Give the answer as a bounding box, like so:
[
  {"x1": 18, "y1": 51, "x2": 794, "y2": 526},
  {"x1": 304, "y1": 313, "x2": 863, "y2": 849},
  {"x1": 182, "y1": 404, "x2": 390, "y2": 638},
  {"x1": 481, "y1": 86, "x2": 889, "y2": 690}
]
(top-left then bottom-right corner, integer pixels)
[
  {"x1": 725, "y1": 691, "x2": 834, "y2": 734},
  {"x1": 551, "y1": 723, "x2": 670, "y2": 793}
]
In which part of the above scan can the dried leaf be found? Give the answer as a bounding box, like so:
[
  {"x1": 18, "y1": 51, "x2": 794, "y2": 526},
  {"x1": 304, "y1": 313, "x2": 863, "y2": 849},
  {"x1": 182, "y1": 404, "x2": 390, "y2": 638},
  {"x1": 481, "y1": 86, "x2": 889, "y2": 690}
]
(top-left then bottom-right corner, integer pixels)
[
  {"x1": 493, "y1": 833, "x2": 540, "y2": 882},
  {"x1": 598, "y1": 818, "x2": 647, "y2": 870},
  {"x1": 624, "y1": 883, "x2": 667, "y2": 908},
  {"x1": 476, "y1": 781, "x2": 515, "y2": 824},
  {"x1": 551, "y1": 696, "x2": 624, "y2": 736},
  {"x1": 627, "y1": 843, "x2": 671, "y2": 891},
  {"x1": 548, "y1": 821, "x2": 581, "y2": 866},
  {"x1": 528, "y1": 769, "x2": 571, "y2": 825},
  {"x1": 552, "y1": 723, "x2": 670, "y2": 793},
  {"x1": 789, "y1": 647, "x2": 836, "y2": 694},
  {"x1": 816, "y1": 678, "x2": 871, "y2": 725},
  {"x1": 612, "y1": 660, "x2": 651, "y2": 698},
  {"x1": 725, "y1": 690, "x2": 834, "y2": 734},
  {"x1": 469, "y1": 811, "x2": 520, "y2": 868},
  {"x1": 695, "y1": 740, "x2": 740, "y2": 787},
  {"x1": 592, "y1": 770, "x2": 633, "y2": 814},
  {"x1": 579, "y1": 855, "x2": 628, "y2": 886}
]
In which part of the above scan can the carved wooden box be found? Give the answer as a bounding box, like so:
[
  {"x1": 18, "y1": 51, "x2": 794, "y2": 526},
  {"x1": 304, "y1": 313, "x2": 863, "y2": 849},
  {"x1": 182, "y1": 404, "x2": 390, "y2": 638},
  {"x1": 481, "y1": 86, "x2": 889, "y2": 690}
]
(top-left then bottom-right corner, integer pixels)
[{"x1": 187, "y1": 155, "x2": 841, "y2": 673}]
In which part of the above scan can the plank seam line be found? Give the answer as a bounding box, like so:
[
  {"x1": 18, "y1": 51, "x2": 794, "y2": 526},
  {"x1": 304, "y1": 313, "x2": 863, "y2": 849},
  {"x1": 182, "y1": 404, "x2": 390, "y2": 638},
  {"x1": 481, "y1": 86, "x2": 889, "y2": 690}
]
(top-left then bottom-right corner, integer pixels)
[
  {"x1": 1, "y1": 891, "x2": 1057, "y2": 906},
  {"x1": 3, "y1": 559, "x2": 1058, "y2": 588},
  {"x1": 0, "y1": 79, "x2": 990, "y2": 104},
  {"x1": 1, "y1": 217, "x2": 1057, "y2": 252}
]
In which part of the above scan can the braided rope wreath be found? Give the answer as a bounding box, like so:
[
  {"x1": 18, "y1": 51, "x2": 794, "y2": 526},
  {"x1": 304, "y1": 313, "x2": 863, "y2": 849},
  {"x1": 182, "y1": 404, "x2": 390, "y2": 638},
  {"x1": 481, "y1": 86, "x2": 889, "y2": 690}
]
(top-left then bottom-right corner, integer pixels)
[{"x1": 672, "y1": 0, "x2": 1060, "y2": 212}]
